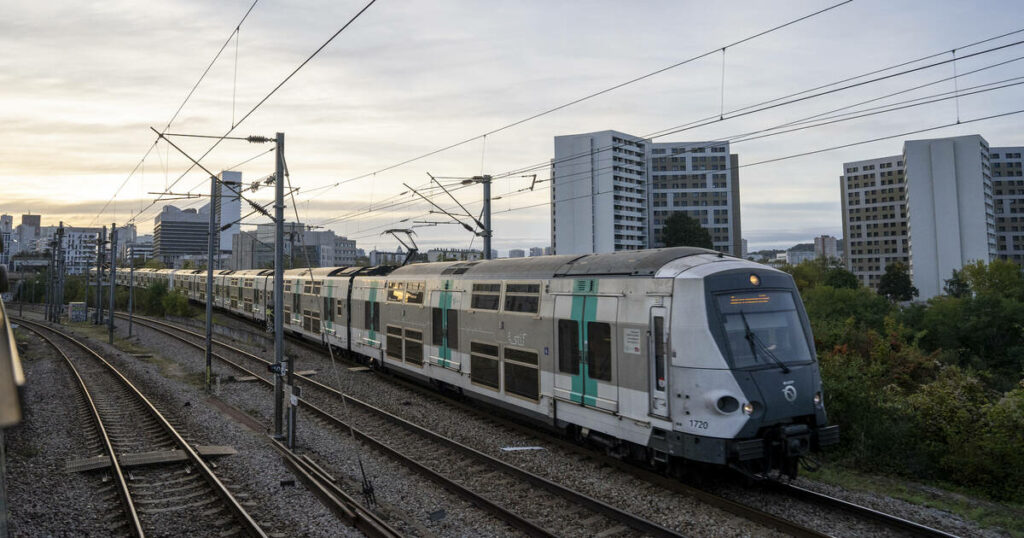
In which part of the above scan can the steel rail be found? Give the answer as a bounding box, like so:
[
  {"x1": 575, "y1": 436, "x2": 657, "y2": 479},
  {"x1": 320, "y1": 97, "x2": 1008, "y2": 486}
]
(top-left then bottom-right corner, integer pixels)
[
  {"x1": 15, "y1": 318, "x2": 267, "y2": 538},
  {"x1": 123, "y1": 313, "x2": 684, "y2": 537},
  {"x1": 766, "y1": 481, "x2": 960, "y2": 538},
  {"x1": 15, "y1": 322, "x2": 145, "y2": 537},
  {"x1": 130, "y1": 312, "x2": 835, "y2": 537},
  {"x1": 266, "y1": 437, "x2": 402, "y2": 538}
]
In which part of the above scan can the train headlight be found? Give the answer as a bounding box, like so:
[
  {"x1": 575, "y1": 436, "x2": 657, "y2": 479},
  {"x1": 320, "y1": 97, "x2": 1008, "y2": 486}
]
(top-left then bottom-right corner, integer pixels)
[
  {"x1": 814, "y1": 392, "x2": 822, "y2": 406},
  {"x1": 742, "y1": 402, "x2": 755, "y2": 415},
  {"x1": 749, "y1": 274, "x2": 760, "y2": 286},
  {"x1": 716, "y1": 396, "x2": 739, "y2": 413}
]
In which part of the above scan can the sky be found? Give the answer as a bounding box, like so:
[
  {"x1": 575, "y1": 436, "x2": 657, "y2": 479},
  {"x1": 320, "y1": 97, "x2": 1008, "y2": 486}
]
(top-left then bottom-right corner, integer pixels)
[{"x1": 2, "y1": 0, "x2": 1023, "y2": 253}]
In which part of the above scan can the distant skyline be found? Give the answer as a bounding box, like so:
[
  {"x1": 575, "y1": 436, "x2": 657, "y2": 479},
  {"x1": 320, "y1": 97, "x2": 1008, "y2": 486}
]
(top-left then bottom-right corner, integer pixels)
[{"x1": 3, "y1": 0, "x2": 1023, "y2": 252}]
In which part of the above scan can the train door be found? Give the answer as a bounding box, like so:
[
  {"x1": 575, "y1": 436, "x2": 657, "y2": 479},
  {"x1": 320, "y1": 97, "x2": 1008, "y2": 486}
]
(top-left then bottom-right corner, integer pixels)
[
  {"x1": 649, "y1": 306, "x2": 669, "y2": 418},
  {"x1": 429, "y1": 283, "x2": 462, "y2": 369},
  {"x1": 553, "y1": 283, "x2": 618, "y2": 413}
]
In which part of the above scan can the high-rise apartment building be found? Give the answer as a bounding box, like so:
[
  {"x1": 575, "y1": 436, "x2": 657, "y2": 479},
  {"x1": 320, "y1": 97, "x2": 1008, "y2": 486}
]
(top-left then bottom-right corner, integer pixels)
[
  {"x1": 841, "y1": 134, "x2": 1021, "y2": 300},
  {"x1": 218, "y1": 171, "x2": 242, "y2": 254},
  {"x1": 992, "y1": 147, "x2": 1024, "y2": 263},
  {"x1": 551, "y1": 130, "x2": 741, "y2": 256},
  {"x1": 840, "y1": 155, "x2": 908, "y2": 288},
  {"x1": 813, "y1": 235, "x2": 838, "y2": 260}
]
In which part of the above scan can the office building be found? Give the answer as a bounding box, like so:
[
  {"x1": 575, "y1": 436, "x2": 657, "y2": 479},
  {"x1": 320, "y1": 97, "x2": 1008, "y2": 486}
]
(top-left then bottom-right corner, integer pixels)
[
  {"x1": 786, "y1": 244, "x2": 816, "y2": 265},
  {"x1": 0, "y1": 215, "x2": 12, "y2": 266},
  {"x1": 551, "y1": 130, "x2": 741, "y2": 256},
  {"x1": 508, "y1": 248, "x2": 525, "y2": 258},
  {"x1": 841, "y1": 134, "x2": 1022, "y2": 299},
  {"x1": 218, "y1": 171, "x2": 242, "y2": 254},
  {"x1": 153, "y1": 205, "x2": 211, "y2": 266},
  {"x1": 232, "y1": 222, "x2": 359, "y2": 270},
  {"x1": 529, "y1": 247, "x2": 544, "y2": 257},
  {"x1": 814, "y1": 235, "x2": 838, "y2": 260}
]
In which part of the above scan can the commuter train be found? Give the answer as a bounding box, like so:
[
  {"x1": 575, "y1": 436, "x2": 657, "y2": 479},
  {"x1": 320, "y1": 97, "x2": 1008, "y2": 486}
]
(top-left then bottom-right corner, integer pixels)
[{"x1": 115, "y1": 247, "x2": 838, "y2": 477}]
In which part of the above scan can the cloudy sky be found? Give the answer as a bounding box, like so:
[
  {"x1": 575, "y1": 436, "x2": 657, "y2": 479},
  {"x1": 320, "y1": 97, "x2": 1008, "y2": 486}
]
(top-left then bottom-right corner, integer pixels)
[{"x1": 3, "y1": 0, "x2": 1023, "y2": 253}]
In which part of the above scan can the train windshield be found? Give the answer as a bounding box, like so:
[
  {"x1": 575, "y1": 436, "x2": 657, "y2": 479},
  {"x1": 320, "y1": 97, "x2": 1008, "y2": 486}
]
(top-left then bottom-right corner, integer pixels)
[{"x1": 714, "y1": 291, "x2": 813, "y2": 370}]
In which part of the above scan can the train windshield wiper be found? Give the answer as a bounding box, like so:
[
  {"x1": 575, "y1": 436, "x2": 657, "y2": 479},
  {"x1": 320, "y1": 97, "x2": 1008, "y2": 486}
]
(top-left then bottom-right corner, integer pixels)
[{"x1": 739, "y1": 310, "x2": 790, "y2": 373}]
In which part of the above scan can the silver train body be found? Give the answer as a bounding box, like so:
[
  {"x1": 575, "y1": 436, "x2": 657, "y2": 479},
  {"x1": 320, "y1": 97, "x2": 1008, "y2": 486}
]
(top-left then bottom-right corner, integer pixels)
[{"x1": 116, "y1": 247, "x2": 838, "y2": 475}]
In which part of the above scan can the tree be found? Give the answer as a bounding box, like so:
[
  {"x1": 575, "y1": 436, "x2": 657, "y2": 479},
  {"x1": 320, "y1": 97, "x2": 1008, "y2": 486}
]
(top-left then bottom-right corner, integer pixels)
[
  {"x1": 143, "y1": 258, "x2": 166, "y2": 269},
  {"x1": 961, "y1": 259, "x2": 1024, "y2": 300},
  {"x1": 824, "y1": 266, "x2": 860, "y2": 289},
  {"x1": 878, "y1": 262, "x2": 918, "y2": 302},
  {"x1": 661, "y1": 212, "x2": 712, "y2": 249},
  {"x1": 943, "y1": 268, "x2": 971, "y2": 297}
]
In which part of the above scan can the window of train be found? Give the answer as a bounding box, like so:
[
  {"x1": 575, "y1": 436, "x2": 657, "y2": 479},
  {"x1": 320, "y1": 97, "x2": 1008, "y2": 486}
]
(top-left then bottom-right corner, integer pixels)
[
  {"x1": 386, "y1": 326, "x2": 403, "y2": 360},
  {"x1": 336, "y1": 298, "x2": 344, "y2": 318},
  {"x1": 405, "y1": 282, "x2": 424, "y2": 304},
  {"x1": 404, "y1": 329, "x2": 423, "y2": 365},
  {"x1": 284, "y1": 281, "x2": 292, "y2": 292},
  {"x1": 557, "y1": 320, "x2": 580, "y2": 374},
  {"x1": 386, "y1": 281, "x2": 404, "y2": 302},
  {"x1": 653, "y1": 316, "x2": 666, "y2": 390},
  {"x1": 431, "y1": 308, "x2": 459, "y2": 350},
  {"x1": 587, "y1": 322, "x2": 612, "y2": 381},
  {"x1": 364, "y1": 299, "x2": 380, "y2": 332},
  {"x1": 470, "y1": 283, "x2": 501, "y2": 310},
  {"x1": 244, "y1": 278, "x2": 253, "y2": 288},
  {"x1": 504, "y1": 347, "x2": 539, "y2": 401},
  {"x1": 470, "y1": 342, "x2": 500, "y2": 389},
  {"x1": 323, "y1": 297, "x2": 335, "y2": 323},
  {"x1": 504, "y1": 283, "x2": 540, "y2": 314},
  {"x1": 292, "y1": 291, "x2": 300, "y2": 314}
]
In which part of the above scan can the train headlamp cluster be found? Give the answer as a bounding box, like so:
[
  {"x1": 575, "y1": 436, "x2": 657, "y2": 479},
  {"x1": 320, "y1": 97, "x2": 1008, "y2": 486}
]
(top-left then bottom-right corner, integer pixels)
[
  {"x1": 716, "y1": 396, "x2": 739, "y2": 413},
  {"x1": 749, "y1": 274, "x2": 760, "y2": 286},
  {"x1": 742, "y1": 402, "x2": 755, "y2": 415},
  {"x1": 814, "y1": 391, "x2": 822, "y2": 406}
]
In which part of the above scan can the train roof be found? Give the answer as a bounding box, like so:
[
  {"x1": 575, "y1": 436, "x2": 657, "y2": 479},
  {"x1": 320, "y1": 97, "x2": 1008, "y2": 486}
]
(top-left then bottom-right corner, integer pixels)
[{"x1": 388, "y1": 247, "x2": 721, "y2": 279}]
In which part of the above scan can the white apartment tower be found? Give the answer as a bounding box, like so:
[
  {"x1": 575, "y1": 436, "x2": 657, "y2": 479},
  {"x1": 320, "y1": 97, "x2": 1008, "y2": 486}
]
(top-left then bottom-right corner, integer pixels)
[
  {"x1": 552, "y1": 131, "x2": 648, "y2": 254},
  {"x1": 904, "y1": 135, "x2": 996, "y2": 300},
  {"x1": 551, "y1": 130, "x2": 741, "y2": 256}
]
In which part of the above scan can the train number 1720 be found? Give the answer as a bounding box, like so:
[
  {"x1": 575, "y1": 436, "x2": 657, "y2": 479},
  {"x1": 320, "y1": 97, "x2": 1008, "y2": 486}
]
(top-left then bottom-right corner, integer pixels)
[{"x1": 689, "y1": 419, "x2": 709, "y2": 429}]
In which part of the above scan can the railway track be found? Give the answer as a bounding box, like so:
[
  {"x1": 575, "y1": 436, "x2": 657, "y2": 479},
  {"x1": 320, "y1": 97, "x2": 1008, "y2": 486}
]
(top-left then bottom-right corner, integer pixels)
[
  {"x1": 14, "y1": 318, "x2": 267, "y2": 538},
  {"x1": 122, "y1": 313, "x2": 699, "y2": 537},
  {"x1": 142, "y1": 311, "x2": 965, "y2": 538}
]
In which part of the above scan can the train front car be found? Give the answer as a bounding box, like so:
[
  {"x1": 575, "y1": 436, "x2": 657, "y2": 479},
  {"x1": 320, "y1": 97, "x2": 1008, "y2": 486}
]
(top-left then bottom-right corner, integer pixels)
[{"x1": 659, "y1": 254, "x2": 839, "y2": 478}]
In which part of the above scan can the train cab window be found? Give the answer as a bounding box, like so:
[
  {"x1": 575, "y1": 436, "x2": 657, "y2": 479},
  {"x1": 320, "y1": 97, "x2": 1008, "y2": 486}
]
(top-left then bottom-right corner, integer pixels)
[
  {"x1": 587, "y1": 322, "x2": 612, "y2": 381},
  {"x1": 431, "y1": 308, "x2": 459, "y2": 350},
  {"x1": 470, "y1": 342, "x2": 500, "y2": 390},
  {"x1": 405, "y1": 282, "x2": 424, "y2": 304},
  {"x1": 386, "y1": 326, "x2": 403, "y2": 360},
  {"x1": 504, "y1": 347, "x2": 539, "y2": 401},
  {"x1": 557, "y1": 320, "x2": 580, "y2": 374},
  {"x1": 504, "y1": 283, "x2": 540, "y2": 314},
  {"x1": 470, "y1": 283, "x2": 500, "y2": 310},
  {"x1": 404, "y1": 329, "x2": 423, "y2": 365},
  {"x1": 386, "y1": 281, "x2": 404, "y2": 302}
]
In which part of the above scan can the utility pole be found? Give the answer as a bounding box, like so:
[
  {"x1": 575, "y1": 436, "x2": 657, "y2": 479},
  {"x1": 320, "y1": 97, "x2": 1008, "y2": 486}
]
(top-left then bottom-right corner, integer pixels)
[
  {"x1": 273, "y1": 132, "x2": 287, "y2": 442},
  {"x1": 57, "y1": 224, "x2": 66, "y2": 323},
  {"x1": 108, "y1": 223, "x2": 117, "y2": 344},
  {"x1": 481, "y1": 175, "x2": 492, "y2": 260},
  {"x1": 128, "y1": 245, "x2": 134, "y2": 338},
  {"x1": 205, "y1": 174, "x2": 217, "y2": 393},
  {"x1": 85, "y1": 248, "x2": 91, "y2": 321},
  {"x1": 95, "y1": 226, "x2": 105, "y2": 325},
  {"x1": 43, "y1": 239, "x2": 52, "y2": 321}
]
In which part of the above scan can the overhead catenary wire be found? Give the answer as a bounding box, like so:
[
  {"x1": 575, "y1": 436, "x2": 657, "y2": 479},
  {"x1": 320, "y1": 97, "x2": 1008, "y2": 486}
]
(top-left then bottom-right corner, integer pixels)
[
  {"x1": 126, "y1": 0, "x2": 378, "y2": 227},
  {"x1": 90, "y1": 0, "x2": 260, "y2": 226},
  {"x1": 303, "y1": 1, "x2": 852, "y2": 195}
]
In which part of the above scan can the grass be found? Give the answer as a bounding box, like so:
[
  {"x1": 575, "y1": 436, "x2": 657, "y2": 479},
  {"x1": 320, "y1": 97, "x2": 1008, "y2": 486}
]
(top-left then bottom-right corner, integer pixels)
[{"x1": 806, "y1": 464, "x2": 1024, "y2": 536}]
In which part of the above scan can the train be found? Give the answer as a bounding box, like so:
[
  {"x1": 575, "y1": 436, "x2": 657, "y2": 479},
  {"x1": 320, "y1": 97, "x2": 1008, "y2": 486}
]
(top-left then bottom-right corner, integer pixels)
[{"x1": 113, "y1": 246, "x2": 838, "y2": 477}]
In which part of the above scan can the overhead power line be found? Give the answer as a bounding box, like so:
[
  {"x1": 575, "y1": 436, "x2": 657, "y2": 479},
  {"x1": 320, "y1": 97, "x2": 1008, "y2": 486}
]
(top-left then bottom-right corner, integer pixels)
[
  {"x1": 306, "y1": 1, "x2": 852, "y2": 194},
  {"x1": 127, "y1": 0, "x2": 378, "y2": 226},
  {"x1": 91, "y1": 0, "x2": 260, "y2": 226}
]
